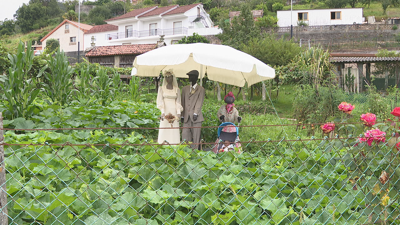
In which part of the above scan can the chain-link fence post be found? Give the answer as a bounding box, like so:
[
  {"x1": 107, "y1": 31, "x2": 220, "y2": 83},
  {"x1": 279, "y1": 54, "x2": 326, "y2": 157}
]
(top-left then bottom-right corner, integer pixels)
[{"x1": 0, "y1": 112, "x2": 8, "y2": 224}]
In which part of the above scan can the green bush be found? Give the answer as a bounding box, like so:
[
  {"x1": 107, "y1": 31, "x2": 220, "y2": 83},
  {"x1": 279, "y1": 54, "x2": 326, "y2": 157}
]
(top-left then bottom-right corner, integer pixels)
[
  {"x1": 292, "y1": 85, "x2": 347, "y2": 123},
  {"x1": 272, "y1": 2, "x2": 284, "y2": 12}
]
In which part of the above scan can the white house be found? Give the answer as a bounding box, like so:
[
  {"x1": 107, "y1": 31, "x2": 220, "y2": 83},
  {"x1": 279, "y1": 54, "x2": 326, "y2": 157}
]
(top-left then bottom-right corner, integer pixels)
[
  {"x1": 41, "y1": 19, "x2": 93, "y2": 52},
  {"x1": 84, "y1": 24, "x2": 118, "y2": 48},
  {"x1": 277, "y1": 8, "x2": 363, "y2": 27},
  {"x1": 101, "y1": 3, "x2": 221, "y2": 45}
]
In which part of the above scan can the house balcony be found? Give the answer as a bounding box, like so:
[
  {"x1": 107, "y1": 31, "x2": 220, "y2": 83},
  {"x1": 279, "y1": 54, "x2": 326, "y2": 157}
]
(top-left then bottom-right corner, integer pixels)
[{"x1": 107, "y1": 27, "x2": 189, "y2": 40}]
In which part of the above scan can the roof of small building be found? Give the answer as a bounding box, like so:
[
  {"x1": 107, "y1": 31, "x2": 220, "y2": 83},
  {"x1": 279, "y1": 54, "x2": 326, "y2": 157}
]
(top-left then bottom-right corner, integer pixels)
[
  {"x1": 85, "y1": 44, "x2": 157, "y2": 57},
  {"x1": 163, "y1": 3, "x2": 201, "y2": 16},
  {"x1": 105, "y1": 6, "x2": 157, "y2": 21},
  {"x1": 86, "y1": 24, "x2": 118, "y2": 34},
  {"x1": 40, "y1": 19, "x2": 93, "y2": 42},
  {"x1": 330, "y1": 57, "x2": 400, "y2": 63}
]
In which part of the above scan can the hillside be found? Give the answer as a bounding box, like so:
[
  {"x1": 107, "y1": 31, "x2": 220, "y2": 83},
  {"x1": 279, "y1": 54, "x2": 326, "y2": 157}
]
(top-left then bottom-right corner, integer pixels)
[{"x1": 1, "y1": 0, "x2": 399, "y2": 51}]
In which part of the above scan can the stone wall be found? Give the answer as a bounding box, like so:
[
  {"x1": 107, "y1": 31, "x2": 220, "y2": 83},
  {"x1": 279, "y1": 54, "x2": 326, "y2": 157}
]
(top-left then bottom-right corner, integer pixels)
[{"x1": 267, "y1": 24, "x2": 400, "y2": 51}]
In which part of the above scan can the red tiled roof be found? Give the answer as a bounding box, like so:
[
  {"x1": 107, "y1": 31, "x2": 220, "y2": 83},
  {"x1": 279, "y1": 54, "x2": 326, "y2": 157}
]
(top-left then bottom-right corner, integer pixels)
[
  {"x1": 85, "y1": 44, "x2": 157, "y2": 57},
  {"x1": 86, "y1": 24, "x2": 118, "y2": 34},
  {"x1": 330, "y1": 57, "x2": 400, "y2": 63},
  {"x1": 40, "y1": 19, "x2": 93, "y2": 42},
  {"x1": 163, "y1": 3, "x2": 201, "y2": 16},
  {"x1": 106, "y1": 6, "x2": 157, "y2": 21},
  {"x1": 139, "y1": 5, "x2": 178, "y2": 17}
]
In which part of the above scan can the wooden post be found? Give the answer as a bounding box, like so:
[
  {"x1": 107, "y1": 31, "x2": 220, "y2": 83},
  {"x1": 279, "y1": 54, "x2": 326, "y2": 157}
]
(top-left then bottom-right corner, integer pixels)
[
  {"x1": 262, "y1": 81, "x2": 266, "y2": 101},
  {"x1": 366, "y1": 63, "x2": 371, "y2": 87},
  {"x1": 385, "y1": 70, "x2": 389, "y2": 90},
  {"x1": 338, "y1": 63, "x2": 345, "y2": 90},
  {"x1": 357, "y1": 63, "x2": 364, "y2": 93},
  {"x1": 216, "y1": 82, "x2": 221, "y2": 101},
  {"x1": 0, "y1": 112, "x2": 8, "y2": 224}
]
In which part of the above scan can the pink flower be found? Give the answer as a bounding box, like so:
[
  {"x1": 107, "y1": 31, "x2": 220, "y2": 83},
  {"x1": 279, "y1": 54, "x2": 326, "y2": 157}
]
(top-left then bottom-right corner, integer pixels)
[
  {"x1": 338, "y1": 102, "x2": 355, "y2": 114},
  {"x1": 358, "y1": 129, "x2": 386, "y2": 146},
  {"x1": 360, "y1": 113, "x2": 376, "y2": 127},
  {"x1": 320, "y1": 123, "x2": 335, "y2": 134}
]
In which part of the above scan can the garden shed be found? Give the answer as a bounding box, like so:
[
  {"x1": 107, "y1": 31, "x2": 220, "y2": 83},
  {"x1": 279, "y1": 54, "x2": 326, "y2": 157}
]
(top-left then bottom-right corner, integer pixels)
[{"x1": 330, "y1": 54, "x2": 400, "y2": 92}]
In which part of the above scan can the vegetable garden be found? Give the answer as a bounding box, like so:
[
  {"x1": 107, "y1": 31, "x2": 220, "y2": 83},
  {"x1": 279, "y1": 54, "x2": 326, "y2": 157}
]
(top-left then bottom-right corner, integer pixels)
[{"x1": 0, "y1": 42, "x2": 400, "y2": 224}]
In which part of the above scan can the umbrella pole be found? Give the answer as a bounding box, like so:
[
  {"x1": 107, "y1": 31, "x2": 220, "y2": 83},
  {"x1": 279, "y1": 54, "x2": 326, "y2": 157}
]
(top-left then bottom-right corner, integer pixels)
[{"x1": 200, "y1": 65, "x2": 203, "y2": 86}]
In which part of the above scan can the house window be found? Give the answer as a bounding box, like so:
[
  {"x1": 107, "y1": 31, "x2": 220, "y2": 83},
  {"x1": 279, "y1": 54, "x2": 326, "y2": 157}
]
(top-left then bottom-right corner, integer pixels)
[
  {"x1": 107, "y1": 34, "x2": 112, "y2": 40},
  {"x1": 125, "y1": 25, "x2": 133, "y2": 38},
  {"x1": 173, "y1": 21, "x2": 182, "y2": 35},
  {"x1": 149, "y1": 23, "x2": 157, "y2": 36},
  {"x1": 331, "y1": 11, "x2": 341, "y2": 20},
  {"x1": 65, "y1": 24, "x2": 70, "y2": 33},
  {"x1": 70, "y1": 36, "x2": 76, "y2": 45},
  {"x1": 197, "y1": 7, "x2": 200, "y2": 16},
  {"x1": 298, "y1": 12, "x2": 308, "y2": 21}
]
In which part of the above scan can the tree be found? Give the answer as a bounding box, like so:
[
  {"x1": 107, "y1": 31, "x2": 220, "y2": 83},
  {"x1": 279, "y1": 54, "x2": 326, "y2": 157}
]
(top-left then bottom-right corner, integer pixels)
[
  {"x1": 241, "y1": 34, "x2": 303, "y2": 99},
  {"x1": 64, "y1": 0, "x2": 79, "y2": 11},
  {"x1": 380, "y1": 0, "x2": 399, "y2": 14},
  {"x1": 324, "y1": 0, "x2": 349, "y2": 8},
  {"x1": 209, "y1": 7, "x2": 229, "y2": 25},
  {"x1": 218, "y1": 4, "x2": 261, "y2": 50},
  {"x1": 160, "y1": 0, "x2": 169, "y2": 6},
  {"x1": 88, "y1": 6, "x2": 111, "y2": 25},
  {"x1": 63, "y1": 10, "x2": 78, "y2": 21},
  {"x1": 0, "y1": 19, "x2": 15, "y2": 36},
  {"x1": 16, "y1": 0, "x2": 62, "y2": 33},
  {"x1": 178, "y1": 33, "x2": 210, "y2": 44},
  {"x1": 255, "y1": 15, "x2": 278, "y2": 28},
  {"x1": 45, "y1": 38, "x2": 60, "y2": 52},
  {"x1": 16, "y1": 3, "x2": 47, "y2": 33},
  {"x1": 108, "y1": 1, "x2": 126, "y2": 17}
]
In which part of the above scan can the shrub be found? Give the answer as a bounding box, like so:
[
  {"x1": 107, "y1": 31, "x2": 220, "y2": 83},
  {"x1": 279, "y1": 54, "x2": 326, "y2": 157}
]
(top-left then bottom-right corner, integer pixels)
[
  {"x1": 45, "y1": 38, "x2": 60, "y2": 52},
  {"x1": 392, "y1": 25, "x2": 398, "y2": 30},
  {"x1": 272, "y1": 2, "x2": 284, "y2": 12}
]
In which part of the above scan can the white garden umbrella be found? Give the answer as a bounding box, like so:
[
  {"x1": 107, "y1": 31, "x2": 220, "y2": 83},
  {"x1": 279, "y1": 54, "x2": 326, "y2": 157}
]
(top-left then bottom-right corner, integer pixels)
[{"x1": 131, "y1": 43, "x2": 275, "y2": 87}]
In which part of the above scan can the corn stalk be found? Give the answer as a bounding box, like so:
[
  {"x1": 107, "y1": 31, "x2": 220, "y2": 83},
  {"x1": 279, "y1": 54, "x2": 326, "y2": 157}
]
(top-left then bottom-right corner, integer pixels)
[
  {"x1": 0, "y1": 41, "x2": 45, "y2": 119},
  {"x1": 40, "y1": 50, "x2": 74, "y2": 106},
  {"x1": 298, "y1": 47, "x2": 333, "y2": 91}
]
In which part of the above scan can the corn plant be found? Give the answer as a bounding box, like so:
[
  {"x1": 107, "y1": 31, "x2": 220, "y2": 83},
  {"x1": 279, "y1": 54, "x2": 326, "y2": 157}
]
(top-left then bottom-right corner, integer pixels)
[
  {"x1": 0, "y1": 41, "x2": 46, "y2": 119},
  {"x1": 94, "y1": 67, "x2": 112, "y2": 106},
  {"x1": 40, "y1": 50, "x2": 75, "y2": 106},
  {"x1": 128, "y1": 76, "x2": 139, "y2": 101},
  {"x1": 74, "y1": 66, "x2": 96, "y2": 104}
]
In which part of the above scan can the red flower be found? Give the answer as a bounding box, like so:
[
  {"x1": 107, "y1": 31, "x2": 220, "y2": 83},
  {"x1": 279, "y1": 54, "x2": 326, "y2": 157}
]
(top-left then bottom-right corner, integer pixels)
[
  {"x1": 396, "y1": 142, "x2": 400, "y2": 151},
  {"x1": 391, "y1": 107, "x2": 400, "y2": 117},
  {"x1": 360, "y1": 113, "x2": 376, "y2": 127},
  {"x1": 338, "y1": 102, "x2": 355, "y2": 114},
  {"x1": 320, "y1": 123, "x2": 335, "y2": 134},
  {"x1": 358, "y1": 128, "x2": 386, "y2": 146}
]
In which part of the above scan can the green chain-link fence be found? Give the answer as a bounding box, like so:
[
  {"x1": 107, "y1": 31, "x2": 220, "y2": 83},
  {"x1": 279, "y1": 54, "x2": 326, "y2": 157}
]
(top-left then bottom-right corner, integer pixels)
[{"x1": 2, "y1": 127, "x2": 400, "y2": 225}]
